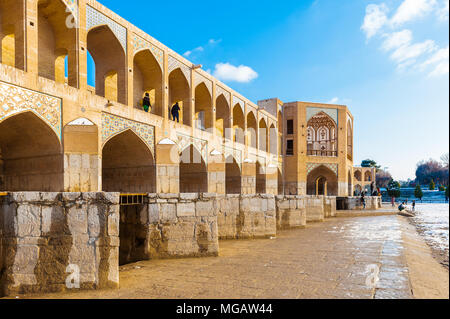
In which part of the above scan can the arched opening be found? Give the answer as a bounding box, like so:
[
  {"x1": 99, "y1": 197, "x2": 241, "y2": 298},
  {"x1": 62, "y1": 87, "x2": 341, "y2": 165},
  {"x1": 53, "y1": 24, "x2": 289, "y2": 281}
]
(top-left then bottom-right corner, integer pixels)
[
  {"x1": 225, "y1": 156, "x2": 241, "y2": 194},
  {"x1": 38, "y1": 0, "x2": 77, "y2": 87},
  {"x1": 194, "y1": 83, "x2": 213, "y2": 131},
  {"x1": 133, "y1": 49, "x2": 163, "y2": 116},
  {"x1": 347, "y1": 120, "x2": 353, "y2": 160},
  {"x1": 258, "y1": 118, "x2": 267, "y2": 152},
  {"x1": 169, "y1": 68, "x2": 191, "y2": 126},
  {"x1": 0, "y1": 0, "x2": 25, "y2": 70},
  {"x1": 348, "y1": 170, "x2": 353, "y2": 196},
  {"x1": 354, "y1": 170, "x2": 362, "y2": 182},
  {"x1": 354, "y1": 184, "x2": 362, "y2": 196},
  {"x1": 269, "y1": 124, "x2": 277, "y2": 155},
  {"x1": 87, "y1": 25, "x2": 126, "y2": 104},
  {"x1": 102, "y1": 130, "x2": 156, "y2": 193},
  {"x1": 179, "y1": 145, "x2": 207, "y2": 193},
  {"x1": 307, "y1": 112, "x2": 337, "y2": 157},
  {"x1": 278, "y1": 111, "x2": 283, "y2": 156},
  {"x1": 215, "y1": 94, "x2": 231, "y2": 139},
  {"x1": 233, "y1": 104, "x2": 245, "y2": 145},
  {"x1": 306, "y1": 165, "x2": 338, "y2": 196},
  {"x1": 365, "y1": 171, "x2": 372, "y2": 182},
  {"x1": 247, "y1": 111, "x2": 257, "y2": 149},
  {"x1": 256, "y1": 161, "x2": 266, "y2": 194},
  {"x1": 278, "y1": 168, "x2": 283, "y2": 195},
  {"x1": 0, "y1": 112, "x2": 63, "y2": 191}
]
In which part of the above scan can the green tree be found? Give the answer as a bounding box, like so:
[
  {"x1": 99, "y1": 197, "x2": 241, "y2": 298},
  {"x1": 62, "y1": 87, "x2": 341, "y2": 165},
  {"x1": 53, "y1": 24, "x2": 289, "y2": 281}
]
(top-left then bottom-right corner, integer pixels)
[
  {"x1": 361, "y1": 159, "x2": 381, "y2": 171},
  {"x1": 414, "y1": 184, "x2": 423, "y2": 201},
  {"x1": 387, "y1": 180, "x2": 401, "y2": 199},
  {"x1": 429, "y1": 179, "x2": 436, "y2": 191}
]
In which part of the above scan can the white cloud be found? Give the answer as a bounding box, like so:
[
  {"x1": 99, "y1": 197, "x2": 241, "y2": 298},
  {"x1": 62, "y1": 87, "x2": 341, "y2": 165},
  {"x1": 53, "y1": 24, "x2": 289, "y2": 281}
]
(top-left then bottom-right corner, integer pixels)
[
  {"x1": 213, "y1": 63, "x2": 258, "y2": 83},
  {"x1": 429, "y1": 60, "x2": 449, "y2": 76},
  {"x1": 208, "y1": 39, "x2": 222, "y2": 45},
  {"x1": 381, "y1": 29, "x2": 413, "y2": 51},
  {"x1": 390, "y1": 0, "x2": 437, "y2": 26},
  {"x1": 183, "y1": 46, "x2": 204, "y2": 57},
  {"x1": 437, "y1": 0, "x2": 449, "y2": 20},
  {"x1": 361, "y1": 4, "x2": 389, "y2": 39},
  {"x1": 327, "y1": 97, "x2": 339, "y2": 104},
  {"x1": 390, "y1": 39, "x2": 436, "y2": 63},
  {"x1": 420, "y1": 46, "x2": 450, "y2": 76}
]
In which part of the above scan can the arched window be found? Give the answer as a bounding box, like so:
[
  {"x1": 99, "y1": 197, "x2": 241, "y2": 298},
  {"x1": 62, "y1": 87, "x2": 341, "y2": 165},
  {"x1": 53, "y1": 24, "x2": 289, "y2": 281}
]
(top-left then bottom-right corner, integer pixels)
[{"x1": 307, "y1": 112, "x2": 337, "y2": 157}]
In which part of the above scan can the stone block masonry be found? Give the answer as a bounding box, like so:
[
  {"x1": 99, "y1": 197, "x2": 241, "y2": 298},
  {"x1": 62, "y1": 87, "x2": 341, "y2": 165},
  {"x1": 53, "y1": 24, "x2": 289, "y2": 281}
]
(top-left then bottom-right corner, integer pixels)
[
  {"x1": 275, "y1": 195, "x2": 307, "y2": 230},
  {"x1": 217, "y1": 194, "x2": 276, "y2": 239},
  {"x1": 0, "y1": 192, "x2": 120, "y2": 297},
  {"x1": 142, "y1": 193, "x2": 219, "y2": 259}
]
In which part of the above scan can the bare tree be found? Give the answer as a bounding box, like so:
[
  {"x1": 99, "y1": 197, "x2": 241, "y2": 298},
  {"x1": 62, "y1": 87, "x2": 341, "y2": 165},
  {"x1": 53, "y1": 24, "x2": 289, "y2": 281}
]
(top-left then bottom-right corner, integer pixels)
[{"x1": 441, "y1": 153, "x2": 449, "y2": 169}]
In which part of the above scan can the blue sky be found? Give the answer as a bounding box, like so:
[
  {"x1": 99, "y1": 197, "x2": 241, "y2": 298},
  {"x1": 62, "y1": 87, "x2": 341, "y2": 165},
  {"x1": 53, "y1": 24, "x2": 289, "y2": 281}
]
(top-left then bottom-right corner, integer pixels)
[{"x1": 96, "y1": 0, "x2": 449, "y2": 180}]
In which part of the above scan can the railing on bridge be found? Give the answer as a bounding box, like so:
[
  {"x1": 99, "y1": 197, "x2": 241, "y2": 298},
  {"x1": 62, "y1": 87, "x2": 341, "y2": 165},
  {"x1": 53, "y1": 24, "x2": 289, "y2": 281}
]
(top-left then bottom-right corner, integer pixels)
[{"x1": 119, "y1": 194, "x2": 147, "y2": 206}]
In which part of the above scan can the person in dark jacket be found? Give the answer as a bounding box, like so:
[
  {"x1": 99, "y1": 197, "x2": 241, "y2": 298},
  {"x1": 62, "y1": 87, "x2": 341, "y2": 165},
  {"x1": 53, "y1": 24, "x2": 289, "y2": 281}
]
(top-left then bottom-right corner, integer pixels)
[
  {"x1": 171, "y1": 102, "x2": 180, "y2": 123},
  {"x1": 142, "y1": 93, "x2": 151, "y2": 113}
]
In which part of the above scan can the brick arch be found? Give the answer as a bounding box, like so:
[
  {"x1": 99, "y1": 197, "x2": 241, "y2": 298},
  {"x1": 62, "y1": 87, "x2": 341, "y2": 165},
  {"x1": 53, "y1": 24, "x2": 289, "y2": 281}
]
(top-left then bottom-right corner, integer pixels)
[
  {"x1": 87, "y1": 24, "x2": 126, "y2": 104},
  {"x1": 215, "y1": 93, "x2": 231, "y2": 139},
  {"x1": 225, "y1": 155, "x2": 241, "y2": 194},
  {"x1": 133, "y1": 48, "x2": 164, "y2": 116},
  {"x1": 0, "y1": 111, "x2": 63, "y2": 191},
  {"x1": 179, "y1": 144, "x2": 208, "y2": 193},
  {"x1": 169, "y1": 67, "x2": 191, "y2": 126},
  {"x1": 102, "y1": 129, "x2": 156, "y2": 193},
  {"x1": 307, "y1": 165, "x2": 338, "y2": 196}
]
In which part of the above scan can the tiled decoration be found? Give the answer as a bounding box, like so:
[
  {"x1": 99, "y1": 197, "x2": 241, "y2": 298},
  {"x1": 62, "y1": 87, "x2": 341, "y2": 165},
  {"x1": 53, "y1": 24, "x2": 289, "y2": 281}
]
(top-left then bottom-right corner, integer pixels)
[
  {"x1": 177, "y1": 133, "x2": 208, "y2": 164},
  {"x1": 233, "y1": 96, "x2": 244, "y2": 113},
  {"x1": 306, "y1": 163, "x2": 338, "y2": 176},
  {"x1": 102, "y1": 113, "x2": 155, "y2": 155},
  {"x1": 194, "y1": 72, "x2": 212, "y2": 96},
  {"x1": 86, "y1": 5, "x2": 127, "y2": 52},
  {"x1": 216, "y1": 85, "x2": 231, "y2": 102},
  {"x1": 224, "y1": 146, "x2": 242, "y2": 168},
  {"x1": 168, "y1": 56, "x2": 191, "y2": 87},
  {"x1": 0, "y1": 81, "x2": 62, "y2": 139},
  {"x1": 306, "y1": 107, "x2": 338, "y2": 124},
  {"x1": 132, "y1": 33, "x2": 164, "y2": 70}
]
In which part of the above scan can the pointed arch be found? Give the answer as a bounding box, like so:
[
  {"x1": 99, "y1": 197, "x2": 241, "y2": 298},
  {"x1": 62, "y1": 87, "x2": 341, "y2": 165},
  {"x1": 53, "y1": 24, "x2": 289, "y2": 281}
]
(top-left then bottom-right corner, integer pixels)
[
  {"x1": 87, "y1": 24, "x2": 126, "y2": 104},
  {"x1": 215, "y1": 94, "x2": 231, "y2": 139},
  {"x1": 102, "y1": 129, "x2": 156, "y2": 193},
  {"x1": 354, "y1": 170, "x2": 362, "y2": 182},
  {"x1": 0, "y1": 0, "x2": 25, "y2": 70},
  {"x1": 307, "y1": 165, "x2": 338, "y2": 196},
  {"x1": 233, "y1": 103, "x2": 245, "y2": 145},
  {"x1": 256, "y1": 160, "x2": 267, "y2": 194},
  {"x1": 195, "y1": 82, "x2": 213, "y2": 131},
  {"x1": 38, "y1": 0, "x2": 78, "y2": 87},
  {"x1": 179, "y1": 144, "x2": 207, "y2": 193},
  {"x1": 307, "y1": 111, "x2": 337, "y2": 157},
  {"x1": 133, "y1": 48, "x2": 163, "y2": 116},
  {"x1": 169, "y1": 67, "x2": 191, "y2": 126},
  {"x1": 225, "y1": 155, "x2": 241, "y2": 194},
  {"x1": 0, "y1": 111, "x2": 63, "y2": 191},
  {"x1": 246, "y1": 111, "x2": 257, "y2": 149},
  {"x1": 259, "y1": 118, "x2": 268, "y2": 152}
]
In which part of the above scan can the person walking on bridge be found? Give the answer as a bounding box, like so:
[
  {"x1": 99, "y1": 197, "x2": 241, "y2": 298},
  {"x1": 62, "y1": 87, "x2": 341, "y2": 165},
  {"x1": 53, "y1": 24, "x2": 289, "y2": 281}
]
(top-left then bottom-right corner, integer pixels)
[
  {"x1": 142, "y1": 92, "x2": 151, "y2": 113},
  {"x1": 171, "y1": 102, "x2": 180, "y2": 123}
]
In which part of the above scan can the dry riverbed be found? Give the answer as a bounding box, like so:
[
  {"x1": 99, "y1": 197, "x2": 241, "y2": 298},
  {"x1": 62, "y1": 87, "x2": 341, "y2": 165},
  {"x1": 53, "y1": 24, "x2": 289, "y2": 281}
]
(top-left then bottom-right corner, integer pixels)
[{"x1": 7, "y1": 214, "x2": 449, "y2": 299}]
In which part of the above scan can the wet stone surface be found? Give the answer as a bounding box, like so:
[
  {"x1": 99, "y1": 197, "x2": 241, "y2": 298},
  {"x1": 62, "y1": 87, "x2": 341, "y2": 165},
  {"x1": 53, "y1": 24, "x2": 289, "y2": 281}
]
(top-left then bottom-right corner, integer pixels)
[{"x1": 15, "y1": 215, "x2": 414, "y2": 299}]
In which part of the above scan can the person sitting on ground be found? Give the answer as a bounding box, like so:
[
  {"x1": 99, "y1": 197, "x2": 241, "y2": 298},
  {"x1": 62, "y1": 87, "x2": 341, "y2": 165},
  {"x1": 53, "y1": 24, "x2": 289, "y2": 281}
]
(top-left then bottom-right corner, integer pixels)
[
  {"x1": 171, "y1": 102, "x2": 181, "y2": 123},
  {"x1": 398, "y1": 201, "x2": 406, "y2": 212},
  {"x1": 142, "y1": 93, "x2": 151, "y2": 113}
]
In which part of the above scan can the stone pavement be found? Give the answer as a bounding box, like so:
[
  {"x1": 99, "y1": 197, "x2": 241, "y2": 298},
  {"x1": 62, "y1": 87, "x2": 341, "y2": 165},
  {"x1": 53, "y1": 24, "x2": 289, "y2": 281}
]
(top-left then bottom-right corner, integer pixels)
[{"x1": 13, "y1": 215, "x2": 416, "y2": 299}]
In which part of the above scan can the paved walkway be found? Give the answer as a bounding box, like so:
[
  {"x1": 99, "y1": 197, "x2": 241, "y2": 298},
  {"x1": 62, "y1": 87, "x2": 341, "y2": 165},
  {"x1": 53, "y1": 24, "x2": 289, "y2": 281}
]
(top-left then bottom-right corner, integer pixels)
[{"x1": 15, "y1": 215, "x2": 425, "y2": 299}]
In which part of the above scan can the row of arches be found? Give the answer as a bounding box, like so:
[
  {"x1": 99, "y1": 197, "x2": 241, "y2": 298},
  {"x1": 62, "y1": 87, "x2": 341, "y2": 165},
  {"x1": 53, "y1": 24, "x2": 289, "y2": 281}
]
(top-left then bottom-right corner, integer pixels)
[
  {"x1": 1, "y1": 0, "x2": 278, "y2": 153},
  {"x1": 354, "y1": 170, "x2": 373, "y2": 182},
  {"x1": 0, "y1": 111, "x2": 271, "y2": 194}
]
